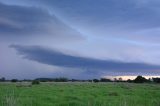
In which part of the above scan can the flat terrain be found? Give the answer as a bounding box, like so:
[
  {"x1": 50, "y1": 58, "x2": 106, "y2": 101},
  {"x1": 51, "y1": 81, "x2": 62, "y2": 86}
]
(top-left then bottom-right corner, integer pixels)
[{"x1": 0, "y1": 82, "x2": 160, "y2": 106}]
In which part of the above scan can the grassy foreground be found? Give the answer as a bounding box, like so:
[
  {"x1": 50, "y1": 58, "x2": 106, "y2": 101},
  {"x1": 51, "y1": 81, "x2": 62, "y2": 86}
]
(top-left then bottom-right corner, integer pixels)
[{"x1": 0, "y1": 82, "x2": 160, "y2": 106}]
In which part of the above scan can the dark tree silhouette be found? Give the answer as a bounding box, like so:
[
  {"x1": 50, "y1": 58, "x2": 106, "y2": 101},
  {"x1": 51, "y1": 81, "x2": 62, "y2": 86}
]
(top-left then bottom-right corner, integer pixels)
[
  {"x1": 11, "y1": 79, "x2": 18, "y2": 82},
  {"x1": 100, "y1": 78, "x2": 112, "y2": 82},
  {"x1": 32, "y1": 80, "x2": 40, "y2": 85},
  {"x1": 127, "y1": 79, "x2": 133, "y2": 83},
  {"x1": 153, "y1": 78, "x2": 160, "y2": 83},
  {"x1": 134, "y1": 76, "x2": 147, "y2": 83},
  {"x1": 0, "y1": 77, "x2": 5, "y2": 82},
  {"x1": 93, "y1": 79, "x2": 99, "y2": 83},
  {"x1": 55, "y1": 77, "x2": 68, "y2": 82}
]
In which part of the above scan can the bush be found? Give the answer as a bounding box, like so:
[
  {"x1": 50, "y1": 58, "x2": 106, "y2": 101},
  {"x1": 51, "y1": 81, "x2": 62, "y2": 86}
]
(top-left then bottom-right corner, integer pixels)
[
  {"x1": 134, "y1": 76, "x2": 147, "y2": 83},
  {"x1": 32, "y1": 80, "x2": 40, "y2": 85},
  {"x1": 127, "y1": 79, "x2": 133, "y2": 83},
  {"x1": 93, "y1": 79, "x2": 99, "y2": 83},
  {"x1": 11, "y1": 79, "x2": 18, "y2": 82},
  {"x1": 0, "y1": 77, "x2": 5, "y2": 82},
  {"x1": 55, "y1": 77, "x2": 68, "y2": 82},
  {"x1": 100, "y1": 78, "x2": 112, "y2": 82},
  {"x1": 153, "y1": 78, "x2": 160, "y2": 83}
]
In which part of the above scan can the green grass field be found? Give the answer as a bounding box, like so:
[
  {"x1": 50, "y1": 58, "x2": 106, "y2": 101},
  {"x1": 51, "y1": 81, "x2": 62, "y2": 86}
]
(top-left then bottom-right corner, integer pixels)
[{"x1": 0, "y1": 82, "x2": 160, "y2": 106}]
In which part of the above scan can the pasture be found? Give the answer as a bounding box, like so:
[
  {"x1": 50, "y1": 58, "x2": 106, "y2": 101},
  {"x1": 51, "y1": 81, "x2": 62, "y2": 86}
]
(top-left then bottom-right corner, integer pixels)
[{"x1": 0, "y1": 82, "x2": 160, "y2": 106}]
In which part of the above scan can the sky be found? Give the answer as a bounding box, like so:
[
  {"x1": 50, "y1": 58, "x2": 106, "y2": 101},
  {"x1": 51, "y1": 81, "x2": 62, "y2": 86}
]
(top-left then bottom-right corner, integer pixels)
[{"x1": 1, "y1": 0, "x2": 160, "y2": 79}]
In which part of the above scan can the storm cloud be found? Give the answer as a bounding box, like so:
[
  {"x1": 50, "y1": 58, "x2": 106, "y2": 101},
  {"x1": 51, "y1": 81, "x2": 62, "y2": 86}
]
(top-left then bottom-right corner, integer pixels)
[
  {"x1": 0, "y1": 2, "x2": 83, "y2": 41},
  {"x1": 1, "y1": 0, "x2": 160, "y2": 79},
  {"x1": 10, "y1": 44, "x2": 160, "y2": 73}
]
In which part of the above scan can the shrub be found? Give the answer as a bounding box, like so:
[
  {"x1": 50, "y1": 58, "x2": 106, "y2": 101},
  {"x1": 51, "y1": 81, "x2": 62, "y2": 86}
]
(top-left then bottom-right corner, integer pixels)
[
  {"x1": 11, "y1": 79, "x2": 18, "y2": 83},
  {"x1": 55, "y1": 77, "x2": 68, "y2": 82},
  {"x1": 134, "y1": 76, "x2": 147, "y2": 83},
  {"x1": 100, "y1": 78, "x2": 112, "y2": 82},
  {"x1": 93, "y1": 79, "x2": 99, "y2": 83},
  {"x1": 32, "y1": 80, "x2": 40, "y2": 85},
  {"x1": 127, "y1": 79, "x2": 133, "y2": 83},
  {"x1": 153, "y1": 78, "x2": 160, "y2": 83},
  {"x1": 0, "y1": 77, "x2": 5, "y2": 82}
]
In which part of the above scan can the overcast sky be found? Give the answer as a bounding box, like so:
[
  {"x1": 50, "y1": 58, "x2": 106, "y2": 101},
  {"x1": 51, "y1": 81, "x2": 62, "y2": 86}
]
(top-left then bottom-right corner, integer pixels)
[{"x1": 1, "y1": 0, "x2": 160, "y2": 79}]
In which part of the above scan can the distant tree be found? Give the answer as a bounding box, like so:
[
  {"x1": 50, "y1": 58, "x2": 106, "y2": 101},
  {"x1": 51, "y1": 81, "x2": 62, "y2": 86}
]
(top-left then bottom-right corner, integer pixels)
[
  {"x1": 88, "y1": 80, "x2": 92, "y2": 82},
  {"x1": 118, "y1": 77, "x2": 123, "y2": 82},
  {"x1": 34, "y1": 77, "x2": 68, "y2": 82},
  {"x1": 152, "y1": 78, "x2": 160, "y2": 83},
  {"x1": 93, "y1": 79, "x2": 99, "y2": 83},
  {"x1": 114, "y1": 78, "x2": 117, "y2": 82},
  {"x1": 100, "y1": 78, "x2": 112, "y2": 82},
  {"x1": 35, "y1": 78, "x2": 53, "y2": 82},
  {"x1": 23, "y1": 79, "x2": 32, "y2": 82},
  {"x1": 32, "y1": 80, "x2": 40, "y2": 85},
  {"x1": 127, "y1": 79, "x2": 133, "y2": 83},
  {"x1": 146, "y1": 78, "x2": 152, "y2": 83},
  {"x1": 0, "y1": 77, "x2": 5, "y2": 82},
  {"x1": 71, "y1": 79, "x2": 77, "y2": 82},
  {"x1": 55, "y1": 77, "x2": 68, "y2": 82},
  {"x1": 11, "y1": 79, "x2": 18, "y2": 82},
  {"x1": 134, "y1": 76, "x2": 147, "y2": 83}
]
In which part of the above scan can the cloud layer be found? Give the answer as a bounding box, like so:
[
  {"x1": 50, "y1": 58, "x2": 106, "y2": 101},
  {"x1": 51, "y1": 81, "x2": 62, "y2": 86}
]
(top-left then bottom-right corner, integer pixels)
[
  {"x1": 0, "y1": 2, "x2": 83, "y2": 41},
  {"x1": 11, "y1": 45, "x2": 160, "y2": 73},
  {"x1": 1, "y1": 0, "x2": 160, "y2": 79}
]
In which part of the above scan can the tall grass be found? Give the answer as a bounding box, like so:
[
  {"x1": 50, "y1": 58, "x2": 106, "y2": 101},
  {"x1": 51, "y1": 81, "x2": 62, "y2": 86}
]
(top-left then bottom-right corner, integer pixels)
[
  {"x1": 1, "y1": 89, "x2": 18, "y2": 106},
  {"x1": 0, "y1": 82, "x2": 160, "y2": 106}
]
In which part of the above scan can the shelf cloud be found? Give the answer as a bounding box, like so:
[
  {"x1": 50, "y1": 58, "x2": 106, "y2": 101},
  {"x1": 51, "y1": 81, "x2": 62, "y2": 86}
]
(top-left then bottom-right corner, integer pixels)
[{"x1": 11, "y1": 44, "x2": 160, "y2": 73}]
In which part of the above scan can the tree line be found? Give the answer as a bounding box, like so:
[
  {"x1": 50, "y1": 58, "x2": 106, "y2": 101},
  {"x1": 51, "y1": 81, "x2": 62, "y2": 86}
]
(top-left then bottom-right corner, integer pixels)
[{"x1": 0, "y1": 76, "x2": 160, "y2": 83}]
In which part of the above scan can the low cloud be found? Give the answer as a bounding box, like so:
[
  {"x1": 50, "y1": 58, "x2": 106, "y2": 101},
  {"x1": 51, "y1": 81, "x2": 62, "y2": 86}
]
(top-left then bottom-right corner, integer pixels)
[{"x1": 10, "y1": 44, "x2": 160, "y2": 74}]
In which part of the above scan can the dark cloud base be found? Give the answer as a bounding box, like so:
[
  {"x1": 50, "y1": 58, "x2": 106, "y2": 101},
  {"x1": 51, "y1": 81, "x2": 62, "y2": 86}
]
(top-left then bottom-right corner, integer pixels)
[{"x1": 10, "y1": 44, "x2": 160, "y2": 74}]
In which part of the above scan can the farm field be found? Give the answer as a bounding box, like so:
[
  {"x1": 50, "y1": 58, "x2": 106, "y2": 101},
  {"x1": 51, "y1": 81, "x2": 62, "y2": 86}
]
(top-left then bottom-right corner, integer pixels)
[{"x1": 0, "y1": 82, "x2": 160, "y2": 106}]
